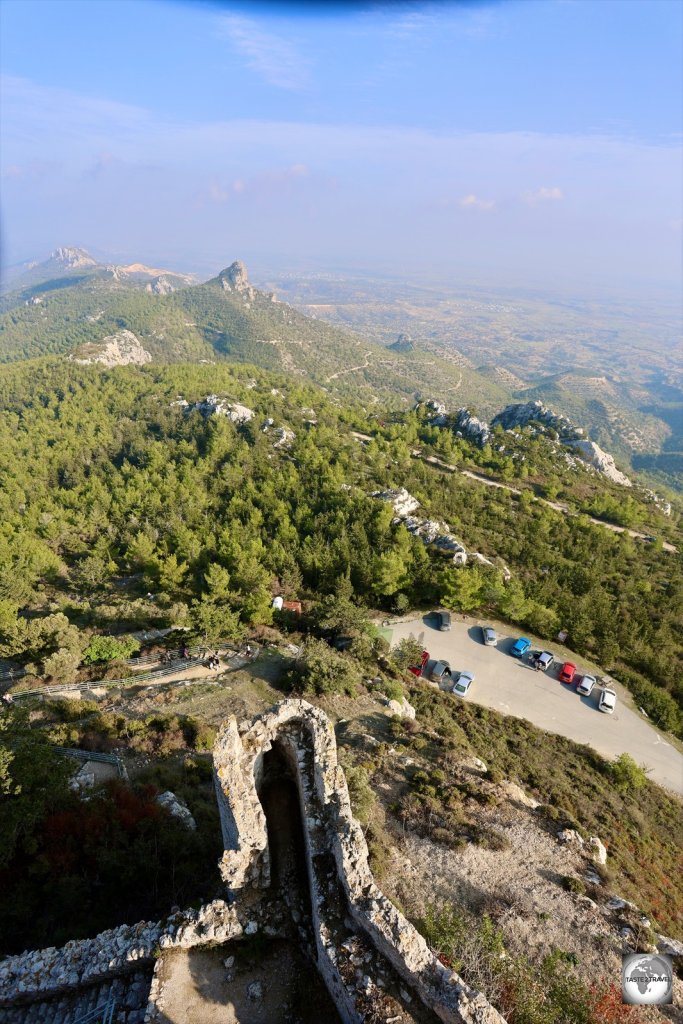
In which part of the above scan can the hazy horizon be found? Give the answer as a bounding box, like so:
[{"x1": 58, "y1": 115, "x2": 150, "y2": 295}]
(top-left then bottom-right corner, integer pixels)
[{"x1": 1, "y1": 0, "x2": 681, "y2": 302}]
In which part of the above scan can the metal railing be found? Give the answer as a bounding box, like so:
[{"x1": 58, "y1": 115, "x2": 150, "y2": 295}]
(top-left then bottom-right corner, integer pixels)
[
  {"x1": 74, "y1": 994, "x2": 117, "y2": 1024},
  {"x1": 51, "y1": 746, "x2": 127, "y2": 778},
  {"x1": 8, "y1": 641, "x2": 248, "y2": 702}
]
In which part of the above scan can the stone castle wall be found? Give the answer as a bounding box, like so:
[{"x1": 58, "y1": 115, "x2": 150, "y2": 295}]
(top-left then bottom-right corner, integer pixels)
[{"x1": 214, "y1": 699, "x2": 504, "y2": 1024}]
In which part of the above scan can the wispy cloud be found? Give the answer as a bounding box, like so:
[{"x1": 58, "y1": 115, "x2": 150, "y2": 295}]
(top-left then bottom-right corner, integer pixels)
[
  {"x1": 523, "y1": 185, "x2": 564, "y2": 205},
  {"x1": 460, "y1": 193, "x2": 496, "y2": 211},
  {"x1": 203, "y1": 163, "x2": 311, "y2": 205},
  {"x1": 219, "y1": 15, "x2": 309, "y2": 90}
]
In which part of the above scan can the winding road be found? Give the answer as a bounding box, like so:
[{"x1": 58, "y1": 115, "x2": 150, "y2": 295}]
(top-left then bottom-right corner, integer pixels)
[{"x1": 387, "y1": 614, "x2": 683, "y2": 797}]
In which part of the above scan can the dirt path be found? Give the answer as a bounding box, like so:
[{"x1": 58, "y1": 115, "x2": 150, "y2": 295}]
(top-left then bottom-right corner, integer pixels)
[
  {"x1": 326, "y1": 351, "x2": 373, "y2": 381},
  {"x1": 402, "y1": 445, "x2": 677, "y2": 552},
  {"x1": 157, "y1": 941, "x2": 340, "y2": 1024}
]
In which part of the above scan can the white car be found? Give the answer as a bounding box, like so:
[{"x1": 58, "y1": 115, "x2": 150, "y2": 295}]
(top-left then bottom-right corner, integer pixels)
[
  {"x1": 452, "y1": 671, "x2": 475, "y2": 697},
  {"x1": 599, "y1": 687, "x2": 617, "y2": 714},
  {"x1": 482, "y1": 626, "x2": 497, "y2": 647},
  {"x1": 534, "y1": 651, "x2": 555, "y2": 672},
  {"x1": 577, "y1": 674, "x2": 596, "y2": 696}
]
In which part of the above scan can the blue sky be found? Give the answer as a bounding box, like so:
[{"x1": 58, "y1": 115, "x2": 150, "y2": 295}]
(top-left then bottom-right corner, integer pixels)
[{"x1": 1, "y1": 0, "x2": 681, "y2": 294}]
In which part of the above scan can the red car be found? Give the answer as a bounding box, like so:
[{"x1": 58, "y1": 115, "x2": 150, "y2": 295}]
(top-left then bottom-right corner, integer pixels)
[
  {"x1": 559, "y1": 661, "x2": 577, "y2": 684},
  {"x1": 408, "y1": 650, "x2": 429, "y2": 677}
]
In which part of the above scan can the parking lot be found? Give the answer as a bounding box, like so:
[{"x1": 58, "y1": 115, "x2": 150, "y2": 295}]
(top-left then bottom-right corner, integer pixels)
[{"x1": 388, "y1": 613, "x2": 683, "y2": 797}]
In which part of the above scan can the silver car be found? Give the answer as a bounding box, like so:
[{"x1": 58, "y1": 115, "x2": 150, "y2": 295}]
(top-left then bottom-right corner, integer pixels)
[
  {"x1": 577, "y1": 674, "x2": 596, "y2": 696},
  {"x1": 482, "y1": 626, "x2": 497, "y2": 647},
  {"x1": 452, "y1": 671, "x2": 475, "y2": 697}
]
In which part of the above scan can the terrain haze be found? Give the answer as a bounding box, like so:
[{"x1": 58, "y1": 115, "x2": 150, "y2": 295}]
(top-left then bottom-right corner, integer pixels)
[{"x1": 1, "y1": 0, "x2": 682, "y2": 299}]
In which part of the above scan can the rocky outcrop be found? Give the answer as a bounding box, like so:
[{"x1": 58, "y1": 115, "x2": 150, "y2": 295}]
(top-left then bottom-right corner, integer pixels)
[
  {"x1": 402, "y1": 516, "x2": 468, "y2": 565},
  {"x1": 192, "y1": 396, "x2": 254, "y2": 422},
  {"x1": 156, "y1": 791, "x2": 196, "y2": 831},
  {"x1": 217, "y1": 260, "x2": 256, "y2": 301},
  {"x1": 145, "y1": 276, "x2": 176, "y2": 295},
  {"x1": 389, "y1": 333, "x2": 414, "y2": 353},
  {"x1": 568, "y1": 440, "x2": 632, "y2": 487},
  {"x1": 491, "y1": 401, "x2": 582, "y2": 440},
  {"x1": 386, "y1": 697, "x2": 416, "y2": 720},
  {"x1": 70, "y1": 330, "x2": 152, "y2": 368},
  {"x1": 371, "y1": 487, "x2": 420, "y2": 518},
  {"x1": 452, "y1": 409, "x2": 491, "y2": 445},
  {"x1": 587, "y1": 836, "x2": 608, "y2": 865},
  {"x1": 51, "y1": 247, "x2": 98, "y2": 270}
]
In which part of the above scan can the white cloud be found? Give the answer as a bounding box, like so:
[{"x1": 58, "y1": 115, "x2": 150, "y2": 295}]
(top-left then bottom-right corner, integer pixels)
[
  {"x1": 219, "y1": 15, "x2": 309, "y2": 91},
  {"x1": 523, "y1": 185, "x2": 564, "y2": 205},
  {"x1": 460, "y1": 194, "x2": 496, "y2": 211}
]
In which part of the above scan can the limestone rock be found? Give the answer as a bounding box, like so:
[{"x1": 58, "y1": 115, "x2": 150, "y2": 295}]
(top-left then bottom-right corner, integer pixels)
[
  {"x1": 218, "y1": 260, "x2": 256, "y2": 301},
  {"x1": 657, "y1": 935, "x2": 683, "y2": 957},
  {"x1": 145, "y1": 276, "x2": 176, "y2": 295},
  {"x1": 371, "y1": 487, "x2": 420, "y2": 517},
  {"x1": 386, "y1": 698, "x2": 416, "y2": 720},
  {"x1": 156, "y1": 791, "x2": 196, "y2": 830},
  {"x1": 452, "y1": 408, "x2": 491, "y2": 446},
  {"x1": 52, "y1": 246, "x2": 98, "y2": 270},
  {"x1": 491, "y1": 400, "x2": 581, "y2": 441},
  {"x1": 193, "y1": 396, "x2": 254, "y2": 422},
  {"x1": 500, "y1": 780, "x2": 539, "y2": 809},
  {"x1": 70, "y1": 329, "x2": 152, "y2": 368},
  {"x1": 557, "y1": 828, "x2": 584, "y2": 848},
  {"x1": 569, "y1": 440, "x2": 632, "y2": 487},
  {"x1": 587, "y1": 836, "x2": 607, "y2": 865}
]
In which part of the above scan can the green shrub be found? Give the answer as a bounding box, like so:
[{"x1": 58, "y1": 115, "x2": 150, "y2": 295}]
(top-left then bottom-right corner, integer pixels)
[
  {"x1": 345, "y1": 765, "x2": 375, "y2": 824},
  {"x1": 83, "y1": 635, "x2": 141, "y2": 665}
]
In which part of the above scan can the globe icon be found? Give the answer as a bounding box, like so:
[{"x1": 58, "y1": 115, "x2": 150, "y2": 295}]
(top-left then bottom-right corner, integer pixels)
[{"x1": 622, "y1": 954, "x2": 673, "y2": 1005}]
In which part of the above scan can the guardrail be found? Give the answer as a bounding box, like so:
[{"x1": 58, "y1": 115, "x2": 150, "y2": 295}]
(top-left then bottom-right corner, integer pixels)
[
  {"x1": 74, "y1": 995, "x2": 117, "y2": 1024},
  {"x1": 51, "y1": 746, "x2": 127, "y2": 778},
  {"x1": 8, "y1": 641, "x2": 247, "y2": 702}
]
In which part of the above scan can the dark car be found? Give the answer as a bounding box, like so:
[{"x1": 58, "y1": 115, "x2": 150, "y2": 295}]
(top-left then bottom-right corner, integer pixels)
[{"x1": 436, "y1": 610, "x2": 451, "y2": 631}]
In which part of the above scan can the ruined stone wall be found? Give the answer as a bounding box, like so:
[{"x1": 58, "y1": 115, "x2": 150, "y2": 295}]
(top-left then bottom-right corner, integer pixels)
[
  {"x1": 0, "y1": 901, "x2": 244, "y2": 1022},
  {"x1": 213, "y1": 699, "x2": 505, "y2": 1024}
]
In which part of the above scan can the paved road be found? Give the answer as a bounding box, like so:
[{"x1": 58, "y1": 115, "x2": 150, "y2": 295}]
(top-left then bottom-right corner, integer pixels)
[{"x1": 388, "y1": 614, "x2": 683, "y2": 797}]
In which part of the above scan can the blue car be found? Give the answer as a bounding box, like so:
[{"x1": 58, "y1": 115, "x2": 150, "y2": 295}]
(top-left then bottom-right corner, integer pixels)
[{"x1": 510, "y1": 637, "x2": 531, "y2": 658}]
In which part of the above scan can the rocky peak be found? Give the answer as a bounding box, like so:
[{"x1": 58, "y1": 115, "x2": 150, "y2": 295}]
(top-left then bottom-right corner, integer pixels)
[
  {"x1": 145, "y1": 276, "x2": 176, "y2": 295},
  {"x1": 50, "y1": 247, "x2": 98, "y2": 269},
  {"x1": 217, "y1": 260, "x2": 256, "y2": 300},
  {"x1": 389, "y1": 333, "x2": 414, "y2": 353}
]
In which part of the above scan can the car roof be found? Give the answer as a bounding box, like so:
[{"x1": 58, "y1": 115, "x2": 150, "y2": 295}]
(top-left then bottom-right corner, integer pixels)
[
  {"x1": 514, "y1": 636, "x2": 530, "y2": 645},
  {"x1": 562, "y1": 661, "x2": 576, "y2": 668}
]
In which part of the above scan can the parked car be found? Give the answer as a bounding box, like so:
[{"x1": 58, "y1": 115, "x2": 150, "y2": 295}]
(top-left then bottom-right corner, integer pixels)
[
  {"x1": 436, "y1": 610, "x2": 451, "y2": 631},
  {"x1": 452, "y1": 671, "x2": 475, "y2": 696},
  {"x1": 559, "y1": 661, "x2": 577, "y2": 683},
  {"x1": 533, "y1": 651, "x2": 555, "y2": 672},
  {"x1": 510, "y1": 637, "x2": 531, "y2": 658},
  {"x1": 430, "y1": 660, "x2": 452, "y2": 683},
  {"x1": 599, "y1": 687, "x2": 617, "y2": 714},
  {"x1": 482, "y1": 626, "x2": 497, "y2": 647},
  {"x1": 408, "y1": 650, "x2": 429, "y2": 677},
  {"x1": 577, "y1": 674, "x2": 596, "y2": 696}
]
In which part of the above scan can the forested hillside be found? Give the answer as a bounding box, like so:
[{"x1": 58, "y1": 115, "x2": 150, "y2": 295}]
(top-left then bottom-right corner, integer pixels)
[
  {"x1": 0, "y1": 359, "x2": 680, "y2": 730},
  {"x1": 0, "y1": 263, "x2": 509, "y2": 413}
]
